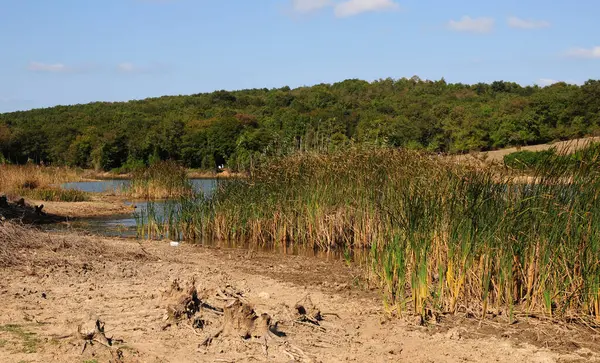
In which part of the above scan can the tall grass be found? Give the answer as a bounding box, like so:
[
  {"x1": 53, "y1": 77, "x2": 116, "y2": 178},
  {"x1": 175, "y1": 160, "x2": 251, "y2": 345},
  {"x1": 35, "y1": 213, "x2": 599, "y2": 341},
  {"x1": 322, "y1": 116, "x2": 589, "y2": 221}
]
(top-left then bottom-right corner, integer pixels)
[
  {"x1": 0, "y1": 164, "x2": 82, "y2": 192},
  {"x1": 0, "y1": 164, "x2": 86, "y2": 201},
  {"x1": 134, "y1": 195, "x2": 213, "y2": 241},
  {"x1": 17, "y1": 187, "x2": 88, "y2": 202},
  {"x1": 135, "y1": 147, "x2": 600, "y2": 321},
  {"x1": 124, "y1": 161, "x2": 193, "y2": 199}
]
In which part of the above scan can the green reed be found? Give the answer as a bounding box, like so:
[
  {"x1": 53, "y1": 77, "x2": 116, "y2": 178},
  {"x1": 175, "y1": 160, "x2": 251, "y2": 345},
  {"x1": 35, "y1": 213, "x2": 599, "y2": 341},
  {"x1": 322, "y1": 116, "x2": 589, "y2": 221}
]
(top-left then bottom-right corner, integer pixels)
[
  {"x1": 134, "y1": 191, "x2": 214, "y2": 242},
  {"x1": 134, "y1": 146, "x2": 600, "y2": 322}
]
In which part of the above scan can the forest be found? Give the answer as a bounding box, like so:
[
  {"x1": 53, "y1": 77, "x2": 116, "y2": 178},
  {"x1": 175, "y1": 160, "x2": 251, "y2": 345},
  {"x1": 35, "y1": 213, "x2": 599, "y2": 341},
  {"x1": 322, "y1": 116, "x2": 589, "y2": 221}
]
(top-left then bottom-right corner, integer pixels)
[{"x1": 1, "y1": 77, "x2": 599, "y2": 171}]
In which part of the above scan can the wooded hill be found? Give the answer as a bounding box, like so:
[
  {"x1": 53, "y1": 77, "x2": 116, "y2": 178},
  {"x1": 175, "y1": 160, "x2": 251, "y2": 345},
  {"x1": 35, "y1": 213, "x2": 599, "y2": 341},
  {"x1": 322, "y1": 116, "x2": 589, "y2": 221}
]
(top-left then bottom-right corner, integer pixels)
[{"x1": 1, "y1": 77, "x2": 599, "y2": 171}]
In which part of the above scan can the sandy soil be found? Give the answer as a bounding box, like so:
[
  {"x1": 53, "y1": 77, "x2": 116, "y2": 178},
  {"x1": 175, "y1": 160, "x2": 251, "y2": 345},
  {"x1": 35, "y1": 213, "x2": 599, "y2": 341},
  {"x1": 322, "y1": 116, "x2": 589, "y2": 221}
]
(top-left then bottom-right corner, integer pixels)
[
  {"x1": 0, "y1": 228, "x2": 599, "y2": 363},
  {"x1": 187, "y1": 169, "x2": 245, "y2": 179},
  {"x1": 28, "y1": 194, "x2": 134, "y2": 219}
]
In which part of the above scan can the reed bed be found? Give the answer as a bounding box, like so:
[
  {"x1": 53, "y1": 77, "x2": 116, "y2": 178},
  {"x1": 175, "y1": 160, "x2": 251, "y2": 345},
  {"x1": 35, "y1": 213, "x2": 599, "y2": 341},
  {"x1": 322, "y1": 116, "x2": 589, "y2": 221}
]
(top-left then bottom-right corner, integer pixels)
[
  {"x1": 124, "y1": 161, "x2": 193, "y2": 199},
  {"x1": 0, "y1": 164, "x2": 86, "y2": 201},
  {"x1": 17, "y1": 187, "x2": 88, "y2": 202},
  {"x1": 135, "y1": 147, "x2": 600, "y2": 322}
]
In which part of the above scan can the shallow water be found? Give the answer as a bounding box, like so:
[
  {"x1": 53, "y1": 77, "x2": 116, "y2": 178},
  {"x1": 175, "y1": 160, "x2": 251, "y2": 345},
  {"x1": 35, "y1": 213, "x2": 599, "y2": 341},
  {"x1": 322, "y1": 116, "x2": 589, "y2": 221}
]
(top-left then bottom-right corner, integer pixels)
[
  {"x1": 52, "y1": 179, "x2": 218, "y2": 237},
  {"x1": 60, "y1": 180, "x2": 130, "y2": 193}
]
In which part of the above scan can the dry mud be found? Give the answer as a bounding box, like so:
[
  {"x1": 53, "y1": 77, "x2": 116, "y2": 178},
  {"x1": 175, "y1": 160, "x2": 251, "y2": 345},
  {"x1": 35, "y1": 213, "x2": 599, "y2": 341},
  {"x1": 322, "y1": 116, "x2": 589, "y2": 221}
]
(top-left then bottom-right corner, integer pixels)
[
  {"x1": 0, "y1": 229, "x2": 599, "y2": 363},
  {"x1": 34, "y1": 195, "x2": 134, "y2": 219}
]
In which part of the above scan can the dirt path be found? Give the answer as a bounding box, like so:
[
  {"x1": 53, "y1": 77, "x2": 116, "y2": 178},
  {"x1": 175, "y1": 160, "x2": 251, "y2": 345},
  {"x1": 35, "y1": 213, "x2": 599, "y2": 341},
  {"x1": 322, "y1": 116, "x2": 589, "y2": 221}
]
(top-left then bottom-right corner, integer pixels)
[
  {"x1": 453, "y1": 136, "x2": 600, "y2": 163},
  {"x1": 0, "y1": 229, "x2": 598, "y2": 363}
]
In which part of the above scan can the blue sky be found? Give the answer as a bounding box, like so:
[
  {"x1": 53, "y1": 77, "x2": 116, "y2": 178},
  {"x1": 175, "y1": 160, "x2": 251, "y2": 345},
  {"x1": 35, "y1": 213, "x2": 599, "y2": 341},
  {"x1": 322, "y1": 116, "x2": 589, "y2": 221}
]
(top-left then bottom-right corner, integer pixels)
[{"x1": 0, "y1": 0, "x2": 599, "y2": 112}]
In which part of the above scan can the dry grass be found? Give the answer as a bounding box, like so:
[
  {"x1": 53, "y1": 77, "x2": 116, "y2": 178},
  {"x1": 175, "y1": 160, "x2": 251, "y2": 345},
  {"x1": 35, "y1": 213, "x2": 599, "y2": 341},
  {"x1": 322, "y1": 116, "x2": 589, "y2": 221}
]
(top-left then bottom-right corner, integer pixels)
[
  {"x1": 123, "y1": 161, "x2": 193, "y2": 199},
  {"x1": 0, "y1": 165, "x2": 89, "y2": 202},
  {"x1": 0, "y1": 165, "x2": 83, "y2": 195},
  {"x1": 0, "y1": 222, "x2": 38, "y2": 267},
  {"x1": 0, "y1": 221, "x2": 152, "y2": 268},
  {"x1": 0, "y1": 222, "x2": 97, "y2": 267}
]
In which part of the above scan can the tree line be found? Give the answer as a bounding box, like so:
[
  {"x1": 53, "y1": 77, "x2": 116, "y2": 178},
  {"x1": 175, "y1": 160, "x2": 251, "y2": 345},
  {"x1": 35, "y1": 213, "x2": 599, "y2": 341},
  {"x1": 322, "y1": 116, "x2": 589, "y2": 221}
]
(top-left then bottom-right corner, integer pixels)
[{"x1": 1, "y1": 77, "x2": 599, "y2": 171}]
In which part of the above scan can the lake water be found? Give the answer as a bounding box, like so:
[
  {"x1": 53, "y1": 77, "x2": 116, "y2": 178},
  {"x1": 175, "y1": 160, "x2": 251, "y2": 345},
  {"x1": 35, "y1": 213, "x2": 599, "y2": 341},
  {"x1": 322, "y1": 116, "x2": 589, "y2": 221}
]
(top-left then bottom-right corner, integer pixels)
[
  {"x1": 61, "y1": 179, "x2": 218, "y2": 194},
  {"x1": 54, "y1": 179, "x2": 218, "y2": 237}
]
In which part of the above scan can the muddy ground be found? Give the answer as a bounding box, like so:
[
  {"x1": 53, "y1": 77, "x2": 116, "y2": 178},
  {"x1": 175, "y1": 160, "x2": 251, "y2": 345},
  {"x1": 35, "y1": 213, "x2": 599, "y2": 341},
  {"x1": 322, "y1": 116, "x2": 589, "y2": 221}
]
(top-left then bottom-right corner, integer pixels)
[{"x1": 0, "y1": 227, "x2": 599, "y2": 363}]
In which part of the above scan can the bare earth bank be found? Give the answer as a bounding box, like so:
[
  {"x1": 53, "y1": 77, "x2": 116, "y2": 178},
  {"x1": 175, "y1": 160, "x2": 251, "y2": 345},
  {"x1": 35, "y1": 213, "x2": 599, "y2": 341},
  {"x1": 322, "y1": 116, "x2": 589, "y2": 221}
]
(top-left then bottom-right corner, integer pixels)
[{"x1": 0, "y1": 229, "x2": 598, "y2": 363}]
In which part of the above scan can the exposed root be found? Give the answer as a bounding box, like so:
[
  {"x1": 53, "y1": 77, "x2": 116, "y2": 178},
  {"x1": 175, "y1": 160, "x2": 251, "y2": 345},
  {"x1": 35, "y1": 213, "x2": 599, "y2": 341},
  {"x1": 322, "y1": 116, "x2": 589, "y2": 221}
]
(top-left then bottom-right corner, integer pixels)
[
  {"x1": 200, "y1": 328, "x2": 223, "y2": 347},
  {"x1": 162, "y1": 279, "x2": 308, "y2": 361},
  {"x1": 294, "y1": 295, "x2": 324, "y2": 330},
  {"x1": 293, "y1": 319, "x2": 327, "y2": 332},
  {"x1": 77, "y1": 319, "x2": 111, "y2": 346},
  {"x1": 77, "y1": 318, "x2": 124, "y2": 362},
  {"x1": 222, "y1": 298, "x2": 273, "y2": 339},
  {"x1": 216, "y1": 285, "x2": 248, "y2": 304},
  {"x1": 295, "y1": 295, "x2": 322, "y2": 322},
  {"x1": 165, "y1": 278, "x2": 201, "y2": 321}
]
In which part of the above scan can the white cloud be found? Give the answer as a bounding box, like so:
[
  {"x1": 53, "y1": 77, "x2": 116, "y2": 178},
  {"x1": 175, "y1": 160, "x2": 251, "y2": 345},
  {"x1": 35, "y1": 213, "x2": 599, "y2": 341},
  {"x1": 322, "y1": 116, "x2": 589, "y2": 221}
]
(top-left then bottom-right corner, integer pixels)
[
  {"x1": 27, "y1": 61, "x2": 169, "y2": 75},
  {"x1": 290, "y1": 0, "x2": 399, "y2": 17},
  {"x1": 448, "y1": 16, "x2": 494, "y2": 34},
  {"x1": 27, "y1": 61, "x2": 100, "y2": 73},
  {"x1": 27, "y1": 62, "x2": 69, "y2": 72},
  {"x1": 117, "y1": 62, "x2": 136, "y2": 72},
  {"x1": 508, "y1": 16, "x2": 550, "y2": 29},
  {"x1": 116, "y1": 62, "x2": 169, "y2": 74},
  {"x1": 566, "y1": 46, "x2": 600, "y2": 59},
  {"x1": 537, "y1": 78, "x2": 559, "y2": 87},
  {"x1": 292, "y1": 0, "x2": 332, "y2": 13},
  {"x1": 334, "y1": 0, "x2": 399, "y2": 17}
]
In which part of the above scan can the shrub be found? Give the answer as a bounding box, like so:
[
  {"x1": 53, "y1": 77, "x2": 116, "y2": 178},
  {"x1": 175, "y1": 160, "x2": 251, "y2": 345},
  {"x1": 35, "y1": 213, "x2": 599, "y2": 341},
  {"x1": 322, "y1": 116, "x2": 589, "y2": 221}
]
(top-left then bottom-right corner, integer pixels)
[{"x1": 503, "y1": 149, "x2": 557, "y2": 169}]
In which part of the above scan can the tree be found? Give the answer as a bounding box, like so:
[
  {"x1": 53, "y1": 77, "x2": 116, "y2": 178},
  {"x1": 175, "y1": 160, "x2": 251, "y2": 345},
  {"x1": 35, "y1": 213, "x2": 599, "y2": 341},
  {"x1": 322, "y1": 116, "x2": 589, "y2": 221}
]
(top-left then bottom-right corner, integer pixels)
[{"x1": 0, "y1": 77, "x2": 598, "y2": 170}]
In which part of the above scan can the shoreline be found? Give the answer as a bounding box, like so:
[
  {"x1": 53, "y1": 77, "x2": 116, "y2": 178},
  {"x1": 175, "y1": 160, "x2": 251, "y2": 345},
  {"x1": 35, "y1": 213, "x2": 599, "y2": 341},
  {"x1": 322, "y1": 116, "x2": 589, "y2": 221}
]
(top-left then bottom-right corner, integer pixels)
[
  {"x1": 81, "y1": 169, "x2": 246, "y2": 181},
  {"x1": 22, "y1": 193, "x2": 134, "y2": 220}
]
